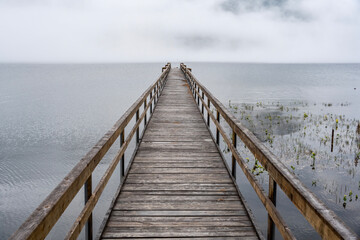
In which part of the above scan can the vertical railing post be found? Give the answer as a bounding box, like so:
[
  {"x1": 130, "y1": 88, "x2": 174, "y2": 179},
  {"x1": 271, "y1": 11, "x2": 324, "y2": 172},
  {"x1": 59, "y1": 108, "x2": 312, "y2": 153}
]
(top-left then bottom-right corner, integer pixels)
[
  {"x1": 197, "y1": 87, "x2": 200, "y2": 106},
  {"x1": 207, "y1": 99, "x2": 210, "y2": 126},
  {"x1": 267, "y1": 176, "x2": 277, "y2": 240},
  {"x1": 154, "y1": 87, "x2": 157, "y2": 104},
  {"x1": 232, "y1": 131, "x2": 237, "y2": 178},
  {"x1": 216, "y1": 110, "x2": 220, "y2": 145},
  {"x1": 157, "y1": 82, "x2": 159, "y2": 99},
  {"x1": 144, "y1": 99, "x2": 147, "y2": 127},
  {"x1": 136, "y1": 110, "x2": 139, "y2": 144},
  {"x1": 120, "y1": 130, "x2": 125, "y2": 179},
  {"x1": 84, "y1": 176, "x2": 93, "y2": 240},
  {"x1": 150, "y1": 92, "x2": 153, "y2": 114},
  {"x1": 201, "y1": 92, "x2": 204, "y2": 114}
]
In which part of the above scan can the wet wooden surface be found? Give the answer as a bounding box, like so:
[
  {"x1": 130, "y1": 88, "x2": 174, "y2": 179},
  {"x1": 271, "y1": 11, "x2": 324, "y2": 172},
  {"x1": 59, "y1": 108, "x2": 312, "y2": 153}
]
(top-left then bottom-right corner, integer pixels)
[{"x1": 100, "y1": 68, "x2": 259, "y2": 239}]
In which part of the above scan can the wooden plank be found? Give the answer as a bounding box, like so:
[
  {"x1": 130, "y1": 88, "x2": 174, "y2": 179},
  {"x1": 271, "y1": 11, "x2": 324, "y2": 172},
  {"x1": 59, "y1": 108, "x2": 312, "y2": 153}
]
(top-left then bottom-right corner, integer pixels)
[
  {"x1": 101, "y1": 226, "x2": 256, "y2": 238},
  {"x1": 129, "y1": 167, "x2": 228, "y2": 174},
  {"x1": 113, "y1": 201, "x2": 244, "y2": 211},
  {"x1": 122, "y1": 183, "x2": 236, "y2": 192},
  {"x1": 111, "y1": 210, "x2": 248, "y2": 217},
  {"x1": 106, "y1": 220, "x2": 253, "y2": 227},
  {"x1": 136, "y1": 151, "x2": 222, "y2": 157},
  {"x1": 131, "y1": 162, "x2": 225, "y2": 168},
  {"x1": 103, "y1": 238, "x2": 258, "y2": 240},
  {"x1": 134, "y1": 156, "x2": 222, "y2": 161},
  {"x1": 117, "y1": 194, "x2": 240, "y2": 202}
]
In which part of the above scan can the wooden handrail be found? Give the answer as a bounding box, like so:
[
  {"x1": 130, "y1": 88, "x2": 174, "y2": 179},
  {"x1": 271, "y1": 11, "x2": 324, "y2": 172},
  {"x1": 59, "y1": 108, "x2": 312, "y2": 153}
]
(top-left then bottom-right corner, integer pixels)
[
  {"x1": 191, "y1": 82, "x2": 295, "y2": 240},
  {"x1": 10, "y1": 63, "x2": 171, "y2": 240},
  {"x1": 65, "y1": 86, "x2": 159, "y2": 239},
  {"x1": 180, "y1": 63, "x2": 358, "y2": 240}
]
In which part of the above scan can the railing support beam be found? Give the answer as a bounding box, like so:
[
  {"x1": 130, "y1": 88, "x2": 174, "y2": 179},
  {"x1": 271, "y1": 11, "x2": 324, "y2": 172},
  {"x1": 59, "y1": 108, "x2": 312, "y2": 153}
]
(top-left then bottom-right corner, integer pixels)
[
  {"x1": 207, "y1": 99, "x2": 210, "y2": 126},
  {"x1": 216, "y1": 110, "x2": 220, "y2": 145},
  {"x1": 144, "y1": 99, "x2": 147, "y2": 127},
  {"x1": 136, "y1": 110, "x2": 139, "y2": 143},
  {"x1": 268, "y1": 176, "x2": 277, "y2": 240},
  {"x1": 84, "y1": 176, "x2": 93, "y2": 240},
  {"x1": 150, "y1": 92, "x2": 153, "y2": 114},
  {"x1": 120, "y1": 130, "x2": 125, "y2": 178},
  {"x1": 201, "y1": 92, "x2": 204, "y2": 114},
  {"x1": 232, "y1": 131, "x2": 237, "y2": 178}
]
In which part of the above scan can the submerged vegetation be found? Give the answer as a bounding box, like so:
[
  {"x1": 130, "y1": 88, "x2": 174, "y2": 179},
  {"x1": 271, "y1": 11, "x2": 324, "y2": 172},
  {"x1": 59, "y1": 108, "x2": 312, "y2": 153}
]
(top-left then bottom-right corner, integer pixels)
[{"x1": 225, "y1": 100, "x2": 360, "y2": 209}]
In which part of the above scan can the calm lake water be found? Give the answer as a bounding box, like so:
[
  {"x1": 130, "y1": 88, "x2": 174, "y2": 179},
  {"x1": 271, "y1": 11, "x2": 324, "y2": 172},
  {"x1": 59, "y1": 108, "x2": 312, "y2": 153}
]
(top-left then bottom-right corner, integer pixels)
[{"x1": 0, "y1": 63, "x2": 359, "y2": 239}]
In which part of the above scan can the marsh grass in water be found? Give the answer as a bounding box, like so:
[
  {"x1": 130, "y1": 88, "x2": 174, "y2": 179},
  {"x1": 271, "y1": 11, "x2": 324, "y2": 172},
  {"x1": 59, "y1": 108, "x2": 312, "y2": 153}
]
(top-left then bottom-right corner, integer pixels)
[{"x1": 226, "y1": 100, "x2": 360, "y2": 209}]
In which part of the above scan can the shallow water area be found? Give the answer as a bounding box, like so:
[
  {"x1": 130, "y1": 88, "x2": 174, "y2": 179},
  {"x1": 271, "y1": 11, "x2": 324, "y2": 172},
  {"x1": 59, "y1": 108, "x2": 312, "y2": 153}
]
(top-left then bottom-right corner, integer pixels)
[{"x1": 190, "y1": 62, "x2": 360, "y2": 239}]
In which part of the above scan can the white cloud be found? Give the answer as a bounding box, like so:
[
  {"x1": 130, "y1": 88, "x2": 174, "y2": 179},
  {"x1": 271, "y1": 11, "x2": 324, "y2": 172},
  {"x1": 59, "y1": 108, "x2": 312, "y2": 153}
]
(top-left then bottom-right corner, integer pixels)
[{"x1": 0, "y1": 0, "x2": 359, "y2": 63}]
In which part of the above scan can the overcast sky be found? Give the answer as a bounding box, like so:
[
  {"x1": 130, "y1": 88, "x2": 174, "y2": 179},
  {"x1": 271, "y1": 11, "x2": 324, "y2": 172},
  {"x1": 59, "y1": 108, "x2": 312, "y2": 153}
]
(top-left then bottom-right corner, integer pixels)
[{"x1": 0, "y1": 0, "x2": 359, "y2": 63}]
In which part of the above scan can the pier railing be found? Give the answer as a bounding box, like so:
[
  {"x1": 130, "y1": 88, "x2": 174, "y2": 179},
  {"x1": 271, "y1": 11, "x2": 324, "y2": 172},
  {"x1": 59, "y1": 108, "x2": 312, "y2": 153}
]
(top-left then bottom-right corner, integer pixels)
[
  {"x1": 180, "y1": 63, "x2": 358, "y2": 240},
  {"x1": 10, "y1": 63, "x2": 171, "y2": 240}
]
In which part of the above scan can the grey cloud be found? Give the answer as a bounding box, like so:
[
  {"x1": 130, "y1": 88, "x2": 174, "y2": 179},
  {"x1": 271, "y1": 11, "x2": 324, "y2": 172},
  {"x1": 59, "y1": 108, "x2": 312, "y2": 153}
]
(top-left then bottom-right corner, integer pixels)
[
  {"x1": 176, "y1": 34, "x2": 262, "y2": 52},
  {"x1": 220, "y1": 0, "x2": 311, "y2": 21},
  {"x1": 178, "y1": 36, "x2": 219, "y2": 49},
  {"x1": 220, "y1": 0, "x2": 288, "y2": 14}
]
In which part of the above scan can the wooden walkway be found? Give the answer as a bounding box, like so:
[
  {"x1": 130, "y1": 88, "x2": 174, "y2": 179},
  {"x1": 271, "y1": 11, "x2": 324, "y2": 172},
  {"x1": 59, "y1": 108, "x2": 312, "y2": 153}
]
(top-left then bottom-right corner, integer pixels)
[{"x1": 99, "y1": 68, "x2": 260, "y2": 239}]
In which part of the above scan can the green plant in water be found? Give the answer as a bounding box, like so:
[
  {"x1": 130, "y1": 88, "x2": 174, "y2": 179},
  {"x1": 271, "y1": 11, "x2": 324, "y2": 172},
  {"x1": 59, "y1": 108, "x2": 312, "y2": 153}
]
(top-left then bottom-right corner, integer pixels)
[
  {"x1": 291, "y1": 165, "x2": 295, "y2": 171},
  {"x1": 252, "y1": 159, "x2": 265, "y2": 175},
  {"x1": 304, "y1": 113, "x2": 308, "y2": 119},
  {"x1": 343, "y1": 195, "x2": 347, "y2": 201}
]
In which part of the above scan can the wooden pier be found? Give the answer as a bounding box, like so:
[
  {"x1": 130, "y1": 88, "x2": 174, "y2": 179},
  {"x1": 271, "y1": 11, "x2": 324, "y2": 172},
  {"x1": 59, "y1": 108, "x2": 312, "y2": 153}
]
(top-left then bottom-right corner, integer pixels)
[
  {"x1": 10, "y1": 64, "x2": 358, "y2": 240},
  {"x1": 99, "y1": 68, "x2": 259, "y2": 239}
]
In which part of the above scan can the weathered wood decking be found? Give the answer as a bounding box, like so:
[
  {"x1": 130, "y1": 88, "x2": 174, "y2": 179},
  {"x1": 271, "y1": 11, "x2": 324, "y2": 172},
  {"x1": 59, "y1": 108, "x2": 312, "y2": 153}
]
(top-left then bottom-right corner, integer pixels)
[{"x1": 99, "y1": 68, "x2": 260, "y2": 239}]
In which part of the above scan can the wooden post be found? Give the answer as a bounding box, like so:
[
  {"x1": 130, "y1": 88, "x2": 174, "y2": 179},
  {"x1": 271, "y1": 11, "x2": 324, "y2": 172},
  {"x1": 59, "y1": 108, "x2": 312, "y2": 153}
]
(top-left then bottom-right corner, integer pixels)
[
  {"x1": 331, "y1": 129, "x2": 334, "y2": 152},
  {"x1": 154, "y1": 86, "x2": 157, "y2": 106},
  {"x1": 267, "y1": 176, "x2": 277, "y2": 240},
  {"x1": 156, "y1": 83, "x2": 159, "y2": 99},
  {"x1": 150, "y1": 92, "x2": 153, "y2": 114},
  {"x1": 232, "y1": 131, "x2": 237, "y2": 178},
  {"x1": 144, "y1": 99, "x2": 147, "y2": 127},
  {"x1": 84, "y1": 176, "x2": 93, "y2": 240},
  {"x1": 136, "y1": 110, "x2": 139, "y2": 144},
  {"x1": 207, "y1": 99, "x2": 210, "y2": 126},
  {"x1": 197, "y1": 87, "x2": 200, "y2": 106},
  {"x1": 120, "y1": 130, "x2": 125, "y2": 178},
  {"x1": 201, "y1": 92, "x2": 204, "y2": 114},
  {"x1": 216, "y1": 110, "x2": 220, "y2": 145}
]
